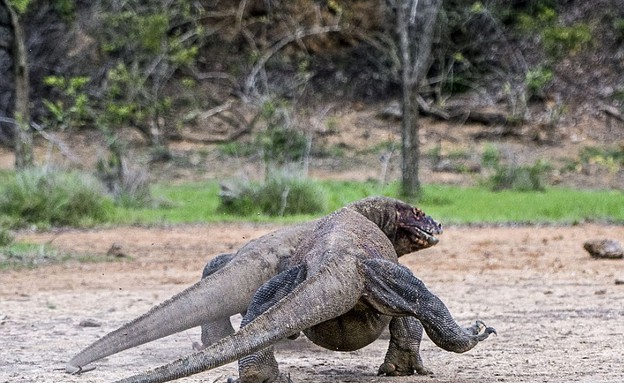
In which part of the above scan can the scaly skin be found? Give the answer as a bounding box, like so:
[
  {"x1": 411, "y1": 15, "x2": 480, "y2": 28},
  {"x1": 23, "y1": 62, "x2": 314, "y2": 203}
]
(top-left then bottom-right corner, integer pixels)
[
  {"x1": 66, "y1": 196, "x2": 443, "y2": 375},
  {"x1": 111, "y1": 207, "x2": 495, "y2": 383},
  {"x1": 194, "y1": 196, "x2": 443, "y2": 350}
]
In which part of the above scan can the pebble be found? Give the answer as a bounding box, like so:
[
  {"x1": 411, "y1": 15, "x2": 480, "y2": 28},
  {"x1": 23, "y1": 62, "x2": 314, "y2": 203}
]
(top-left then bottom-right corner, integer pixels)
[{"x1": 79, "y1": 319, "x2": 102, "y2": 327}]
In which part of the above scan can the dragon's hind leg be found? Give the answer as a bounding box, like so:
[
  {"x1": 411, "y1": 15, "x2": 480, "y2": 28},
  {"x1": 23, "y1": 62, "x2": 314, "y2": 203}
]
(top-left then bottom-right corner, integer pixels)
[
  {"x1": 231, "y1": 265, "x2": 307, "y2": 383},
  {"x1": 378, "y1": 317, "x2": 430, "y2": 376}
]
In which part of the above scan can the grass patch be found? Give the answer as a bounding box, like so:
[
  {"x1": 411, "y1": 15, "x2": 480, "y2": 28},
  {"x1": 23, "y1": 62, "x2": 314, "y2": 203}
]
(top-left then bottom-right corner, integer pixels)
[
  {"x1": 110, "y1": 180, "x2": 624, "y2": 225},
  {"x1": 484, "y1": 160, "x2": 551, "y2": 191},
  {"x1": 579, "y1": 146, "x2": 624, "y2": 172},
  {"x1": 219, "y1": 176, "x2": 328, "y2": 217},
  {"x1": 0, "y1": 169, "x2": 12, "y2": 184},
  {"x1": 0, "y1": 168, "x2": 115, "y2": 228},
  {"x1": 5, "y1": 180, "x2": 620, "y2": 269},
  {"x1": 113, "y1": 181, "x2": 225, "y2": 224},
  {"x1": 421, "y1": 185, "x2": 624, "y2": 224},
  {"x1": 0, "y1": 242, "x2": 114, "y2": 271},
  {"x1": 0, "y1": 227, "x2": 13, "y2": 247}
]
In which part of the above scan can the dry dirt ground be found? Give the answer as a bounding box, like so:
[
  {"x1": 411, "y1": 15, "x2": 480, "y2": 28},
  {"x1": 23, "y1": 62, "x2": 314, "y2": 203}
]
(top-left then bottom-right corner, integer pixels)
[{"x1": 1, "y1": 223, "x2": 623, "y2": 383}]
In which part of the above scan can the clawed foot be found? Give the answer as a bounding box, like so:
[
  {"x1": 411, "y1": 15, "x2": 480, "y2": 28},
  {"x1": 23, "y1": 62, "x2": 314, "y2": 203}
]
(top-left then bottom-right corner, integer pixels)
[
  {"x1": 65, "y1": 364, "x2": 96, "y2": 375},
  {"x1": 467, "y1": 320, "x2": 497, "y2": 340},
  {"x1": 378, "y1": 361, "x2": 431, "y2": 376}
]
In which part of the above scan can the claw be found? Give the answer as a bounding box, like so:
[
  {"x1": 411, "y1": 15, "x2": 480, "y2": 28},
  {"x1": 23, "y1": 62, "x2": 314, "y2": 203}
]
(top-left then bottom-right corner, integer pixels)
[
  {"x1": 475, "y1": 321, "x2": 497, "y2": 341},
  {"x1": 464, "y1": 320, "x2": 497, "y2": 341},
  {"x1": 378, "y1": 362, "x2": 398, "y2": 376},
  {"x1": 65, "y1": 364, "x2": 96, "y2": 375}
]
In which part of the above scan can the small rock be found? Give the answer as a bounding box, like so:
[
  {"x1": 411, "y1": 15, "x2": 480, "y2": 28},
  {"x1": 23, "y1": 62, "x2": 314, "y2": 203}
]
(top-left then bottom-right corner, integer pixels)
[
  {"x1": 107, "y1": 242, "x2": 127, "y2": 258},
  {"x1": 583, "y1": 239, "x2": 624, "y2": 259},
  {"x1": 615, "y1": 278, "x2": 624, "y2": 285},
  {"x1": 79, "y1": 319, "x2": 102, "y2": 327}
]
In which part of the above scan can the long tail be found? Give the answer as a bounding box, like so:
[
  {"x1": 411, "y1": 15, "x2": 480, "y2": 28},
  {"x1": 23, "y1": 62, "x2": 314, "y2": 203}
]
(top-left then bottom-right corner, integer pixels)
[
  {"x1": 66, "y1": 254, "x2": 276, "y2": 373},
  {"x1": 112, "y1": 259, "x2": 364, "y2": 383}
]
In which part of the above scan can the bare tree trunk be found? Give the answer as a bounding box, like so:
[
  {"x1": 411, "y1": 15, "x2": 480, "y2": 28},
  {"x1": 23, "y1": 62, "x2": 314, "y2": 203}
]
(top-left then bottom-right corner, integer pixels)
[
  {"x1": 2, "y1": 0, "x2": 33, "y2": 169},
  {"x1": 395, "y1": 0, "x2": 441, "y2": 199},
  {"x1": 400, "y1": 62, "x2": 421, "y2": 198}
]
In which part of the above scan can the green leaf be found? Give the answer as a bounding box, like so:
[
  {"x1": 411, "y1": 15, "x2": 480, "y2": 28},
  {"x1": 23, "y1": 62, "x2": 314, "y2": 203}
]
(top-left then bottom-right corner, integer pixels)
[{"x1": 8, "y1": 0, "x2": 30, "y2": 14}]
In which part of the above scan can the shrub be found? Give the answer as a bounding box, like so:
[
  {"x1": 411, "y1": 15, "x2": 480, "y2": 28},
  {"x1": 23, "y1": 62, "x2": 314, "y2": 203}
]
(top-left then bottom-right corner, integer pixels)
[
  {"x1": 514, "y1": 5, "x2": 592, "y2": 58},
  {"x1": 542, "y1": 23, "x2": 592, "y2": 58},
  {"x1": 218, "y1": 141, "x2": 256, "y2": 157},
  {"x1": 96, "y1": 150, "x2": 153, "y2": 209},
  {"x1": 486, "y1": 160, "x2": 551, "y2": 191},
  {"x1": 42, "y1": 75, "x2": 92, "y2": 131},
  {"x1": 256, "y1": 99, "x2": 309, "y2": 171},
  {"x1": 577, "y1": 146, "x2": 624, "y2": 173},
  {"x1": 0, "y1": 243, "x2": 60, "y2": 270},
  {"x1": 614, "y1": 18, "x2": 624, "y2": 42},
  {"x1": 481, "y1": 143, "x2": 501, "y2": 169},
  {"x1": 219, "y1": 175, "x2": 327, "y2": 216},
  {"x1": 0, "y1": 242, "x2": 114, "y2": 270},
  {"x1": 525, "y1": 66, "x2": 553, "y2": 99},
  {"x1": 0, "y1": 227, "x2": 13, "y2": 247},
  {"x1": 257, "y1": 120, "x2": 308, "y2": 168},
  {"x1": 0, "y1": 168, "x2": 114, "y2": 228}
]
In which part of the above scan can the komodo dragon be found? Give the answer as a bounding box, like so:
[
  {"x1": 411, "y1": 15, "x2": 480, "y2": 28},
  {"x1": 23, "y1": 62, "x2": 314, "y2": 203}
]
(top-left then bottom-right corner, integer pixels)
[
  {"x1": 66, "y1": 196, "x2": 443, "y2": 374},
  {"x1": 110, "y1": 206, "x2": 496, "y2": 383}
]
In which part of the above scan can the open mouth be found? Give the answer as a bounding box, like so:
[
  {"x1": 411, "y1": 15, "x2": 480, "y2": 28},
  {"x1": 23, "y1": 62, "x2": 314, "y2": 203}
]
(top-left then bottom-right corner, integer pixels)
[
  {"x1": 416, "y1": 227, "x2": 440, "y2": 246},
  {"x1": 412, "y1": 220, "x2": 443, "y2": 246}
]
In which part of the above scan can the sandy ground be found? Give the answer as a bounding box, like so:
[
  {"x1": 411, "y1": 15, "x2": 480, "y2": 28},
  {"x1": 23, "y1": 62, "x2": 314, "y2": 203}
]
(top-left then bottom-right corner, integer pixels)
[{"x1": 1, "y1": 223, "x2": 623, "y2": 383}]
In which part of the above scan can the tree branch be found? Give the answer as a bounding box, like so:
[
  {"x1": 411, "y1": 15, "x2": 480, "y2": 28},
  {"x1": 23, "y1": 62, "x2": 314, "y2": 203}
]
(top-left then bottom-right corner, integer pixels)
[
  {"x1": 600, "y1": 104, "x2": 624, "y2": 122},
  {"x1": 0, "y1": 116, "x2": 80, "y2": 163},
  {"x1": 244, "y1": 25, "x2": 342, "y2": 97}
]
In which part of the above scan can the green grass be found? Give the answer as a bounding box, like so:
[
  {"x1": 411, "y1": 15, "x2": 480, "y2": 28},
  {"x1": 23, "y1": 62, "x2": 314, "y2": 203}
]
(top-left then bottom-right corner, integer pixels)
[
  {"x1": 219, "y1": 176, "x2": 328, "y2": 216},
  {"x1": 420, "y1": 185, "x2": 624, "y2": 224},
  {"x1": 111, "y1": 180, "x2": 624, "y2": 225},
  {"x1": 0, "y1": 168, "x2": 114, "y2": 228},
  {"x1": 2, "y1": 178, "x2": 621, "y2": 270},
  {"x1": 0, "y1": 242, "x2": 114, "y2": 270}
]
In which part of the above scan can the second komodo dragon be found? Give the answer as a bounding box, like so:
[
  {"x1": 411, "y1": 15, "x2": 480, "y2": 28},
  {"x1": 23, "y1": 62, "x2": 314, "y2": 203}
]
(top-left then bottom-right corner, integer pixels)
[
  {"x1": 110, "y1": 203, "x2": 496, "y2": 383},
  {"x1": 66, "y1": 197, "x2": 443, "y2": 373},
  {"x1": 66, "y1": 197, "x2": 447, "y2": 375}
]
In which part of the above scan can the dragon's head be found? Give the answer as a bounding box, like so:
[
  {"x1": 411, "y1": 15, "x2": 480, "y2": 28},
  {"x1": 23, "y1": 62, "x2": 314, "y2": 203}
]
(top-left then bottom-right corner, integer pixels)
[{"x1": 393, "y1": 201, "x2": 442, "y2": 256}]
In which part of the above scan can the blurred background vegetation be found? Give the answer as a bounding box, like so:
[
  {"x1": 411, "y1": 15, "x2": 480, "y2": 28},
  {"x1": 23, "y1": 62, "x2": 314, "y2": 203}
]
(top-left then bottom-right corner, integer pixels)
[{"x1": 0, "y1": 0, "x2": 623, "y2": 237}]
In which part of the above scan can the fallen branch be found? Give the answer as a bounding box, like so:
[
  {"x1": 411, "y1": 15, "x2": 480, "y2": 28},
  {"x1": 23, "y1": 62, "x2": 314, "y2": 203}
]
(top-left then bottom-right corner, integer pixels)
[
  {"x1": 415, "y1": 95, "x2": 449, "y2": 120},
  {"x1": 445, "y1": 107, "x2": 521, "y2": 126},
  {"x1": 185, "y1": 101, "x2": 233, "y2": 121},
  {"x1": 600, "y1": 104, "x2": 624, "y2": 122},
  {"x1": 173, "y1": 101, "x2": 257, "y2": 144},
  {"x1": 413, "y1": 97, "x2": 521, "y2": 126},
  {"x1": 167, "y1": 126, "x2": 251, "y2": 144},
  {"x1": 0, "y1": 117, "x2": 80, "y2": 163},
  {"x1": 30, "y1": 122, "x2": 81, "y2": 163}
]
